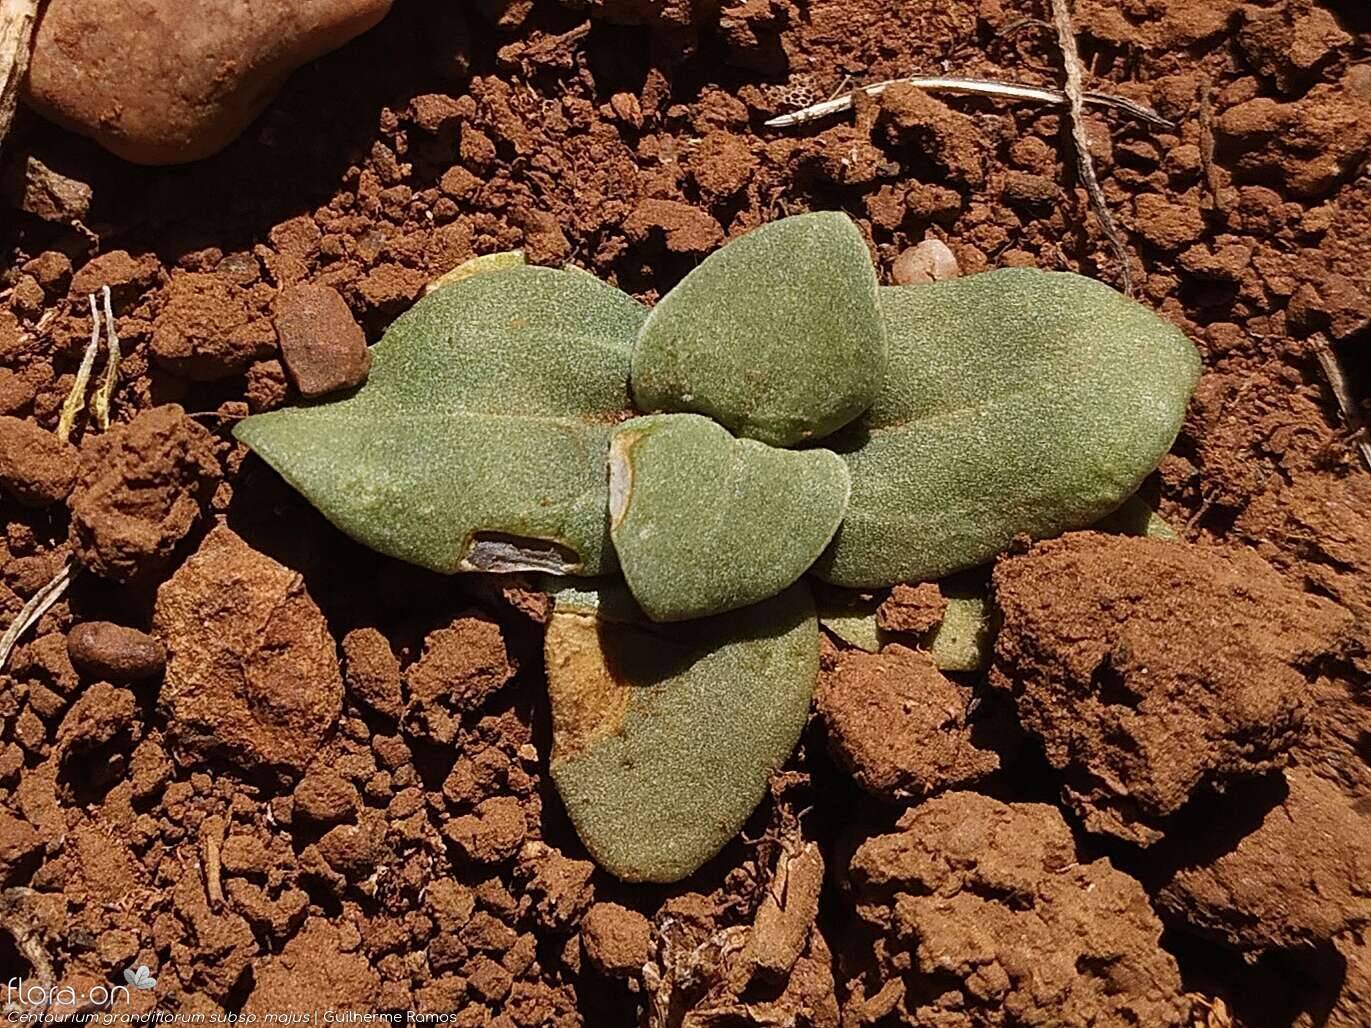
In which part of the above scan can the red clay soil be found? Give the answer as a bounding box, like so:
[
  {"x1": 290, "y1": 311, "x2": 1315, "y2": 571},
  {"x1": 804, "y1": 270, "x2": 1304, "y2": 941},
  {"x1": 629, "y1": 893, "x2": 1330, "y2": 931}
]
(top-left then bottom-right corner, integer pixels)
[{"x1": 2, "y1": 1, "x2": 1371, "y2": 1026}]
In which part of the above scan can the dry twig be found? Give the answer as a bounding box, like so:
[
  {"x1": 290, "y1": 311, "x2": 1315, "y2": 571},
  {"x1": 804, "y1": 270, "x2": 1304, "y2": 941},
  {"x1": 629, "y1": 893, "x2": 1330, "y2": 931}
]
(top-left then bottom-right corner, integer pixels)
[
  {"x1": 0, "y1": 0, "x2": 40, "y2": 155},
  {"x1": 1311, "y1": 333, "x2": 1371, "y2": 472},
  {"x1": 92, "y1": 285, "x2": 120, "y2": 430},
  {"x1": 763, "y1": 74, "x2": 1173, "y2": 130},
  {"x1": 0, "y1": 557, "x2": 72, "y2": 672},
  {"x1": 1050, "y1": 0, "x2": 1134, "y2": 295},
  {"x1": 56, "y1": 294, "x2": 101, "y2": 443},
  {"x1": 201, "y1": 815, "x2": 227, "y2": 910}
]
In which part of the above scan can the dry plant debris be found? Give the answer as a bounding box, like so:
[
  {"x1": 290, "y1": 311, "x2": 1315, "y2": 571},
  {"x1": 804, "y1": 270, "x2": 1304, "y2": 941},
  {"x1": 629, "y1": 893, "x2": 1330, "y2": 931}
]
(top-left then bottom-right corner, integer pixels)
[
  {"x1": 0, "y1": 0, "x2": 39, "y2": 155},
  {"x1": 1050, "y1": 0, "x2": 1134, "y2": 295}
]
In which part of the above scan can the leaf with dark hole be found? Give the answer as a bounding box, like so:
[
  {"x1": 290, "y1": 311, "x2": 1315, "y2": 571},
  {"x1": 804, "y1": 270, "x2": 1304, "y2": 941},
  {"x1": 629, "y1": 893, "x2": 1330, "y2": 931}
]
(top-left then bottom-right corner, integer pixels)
[{"x1": 234, "y1": 265, "x2": 645, "y2": 576}]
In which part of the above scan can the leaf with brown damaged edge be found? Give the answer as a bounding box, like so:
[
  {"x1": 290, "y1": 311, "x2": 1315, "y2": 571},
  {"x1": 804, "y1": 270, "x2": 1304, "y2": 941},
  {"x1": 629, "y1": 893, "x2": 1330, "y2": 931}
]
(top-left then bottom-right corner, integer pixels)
[
  {"x1": 234, "y1": 265, "x2": 646, "y2": 577},
  {"x1": 543, "y1": 579, "x2": 818, "y2": 883},
  {"x1": 608, "y1": 413, "x2": 849, "y2": 622}
]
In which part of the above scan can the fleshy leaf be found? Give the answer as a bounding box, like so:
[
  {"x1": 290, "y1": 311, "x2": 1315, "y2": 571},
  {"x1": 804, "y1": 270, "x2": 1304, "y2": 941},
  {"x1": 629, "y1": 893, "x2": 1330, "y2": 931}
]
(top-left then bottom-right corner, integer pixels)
[
  {"x1": 814, "y1": 270, "x2": 1201, "y2": 587},
  {"x1": 1093, "y1": 494, "x2": 1179, "y2": 540},
  {"x1": 608, "y1": 413, "x2": 849, "y2": 622},
  {"x1": 234, "y1": 266, "x2": 646, "y2": 576},
  {"x1": 631, "y1": 212, "x2": 887, "y2": 447},
  {"x1": 813, "y1": 574, "x2": 993, "y2": 671},
  {"x1": 544, "y1": 580, "x2": 818, "y2": 882}
]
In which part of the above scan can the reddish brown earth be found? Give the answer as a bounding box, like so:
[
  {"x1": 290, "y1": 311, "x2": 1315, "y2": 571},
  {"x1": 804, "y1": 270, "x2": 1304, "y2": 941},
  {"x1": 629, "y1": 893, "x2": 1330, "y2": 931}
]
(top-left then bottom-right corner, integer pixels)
[{"x1": 2, "y1": 1, "x2": 1370, "y2": 1025}]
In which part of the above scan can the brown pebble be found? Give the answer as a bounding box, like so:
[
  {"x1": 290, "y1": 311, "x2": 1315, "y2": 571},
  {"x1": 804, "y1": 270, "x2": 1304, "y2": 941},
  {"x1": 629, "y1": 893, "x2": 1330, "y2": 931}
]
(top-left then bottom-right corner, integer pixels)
[
  {"x1": 67, "y1": 622, "x2": 167, "y2": 682},
  {"x1": 0, "y1": 416, "x2": 78, "y2": 507},
  {"x1": 581, "y1": 902, "x2": 651, "y2": 978},
  {"x1": 891, "y1": 238, "x2": 961, "y2": 286},
  {"x1": 274, "y1": 284, "x2": 372, "y2": 398}
]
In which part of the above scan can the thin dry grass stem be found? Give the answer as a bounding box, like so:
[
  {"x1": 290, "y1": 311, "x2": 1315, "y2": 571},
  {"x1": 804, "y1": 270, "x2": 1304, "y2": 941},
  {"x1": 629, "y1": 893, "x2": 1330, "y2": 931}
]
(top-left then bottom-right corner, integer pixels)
[
  {"x1": 56, "y1": 294, "x2": 102, "y2": 443},
  {"x1": 0, "y1": 0, "x2": 40, "y2": 156},
  {"x1": 92, "y1": 284, "x2": 120, "y2": 429},
  {"x1": 1311, "y1": 333, "x2": 1371, "y2": 472},
  {"x1": 1050, "y1": 0, "x2": 1134, "y2": 296},
  {"x1": 763, "y1": 74, "x2": 1173, "y2": 129},
  {"x1": 0, "y1": 558, "x2": 73, "y2": 672},
  {"x1": 1197, "y1": 78, "x2": 1223, "y2": 211}
]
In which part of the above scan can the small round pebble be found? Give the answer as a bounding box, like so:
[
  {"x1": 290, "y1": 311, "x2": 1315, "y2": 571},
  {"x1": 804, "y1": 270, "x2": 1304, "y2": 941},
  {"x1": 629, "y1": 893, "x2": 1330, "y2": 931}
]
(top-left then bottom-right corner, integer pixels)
[
  {"x1": 66, "y1": 622, "x2": 167, "y2": 682},
  {"x1": 892, "y1": 238, "x2": 961, "y2": 286}
]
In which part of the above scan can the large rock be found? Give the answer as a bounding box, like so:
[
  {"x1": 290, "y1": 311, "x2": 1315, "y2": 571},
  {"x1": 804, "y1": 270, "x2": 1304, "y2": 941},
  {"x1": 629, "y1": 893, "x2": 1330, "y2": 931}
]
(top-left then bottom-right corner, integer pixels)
[
  {"x1": 153, "y1": 525, "x2": 342, "y2": 778},
  {"x1": 991, "y1": 533, "x2": 1355, "y2": 845},
  {"x1": 24, "y1": 0, "x2": 394, "y2": 164}
]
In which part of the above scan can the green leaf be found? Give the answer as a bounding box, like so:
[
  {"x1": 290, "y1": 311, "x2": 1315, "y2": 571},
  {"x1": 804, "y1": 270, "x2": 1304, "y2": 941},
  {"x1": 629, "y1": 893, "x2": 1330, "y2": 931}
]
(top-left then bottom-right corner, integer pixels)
[
  {"x1": 813, "y1": 574, "x2": 993, "y2": 672},
  {"x1": 234, "y1": 266, "x2": 646, "y2": 576},
  {"x1": 544, "y1": 580, "x2": 818, "y2": 882},
  {"x1": 1092, "y1": 494, "x2": 1179, "y2": 540},
  {"x1": 814, "y1": 270, "x2": 1201, "y2": 587},
  {"x1": 631, "y1": 212, "x2": 887, "y2": 447},
  {"x1": 608, "y1": 413, "x2": 849, "y2": 622}
]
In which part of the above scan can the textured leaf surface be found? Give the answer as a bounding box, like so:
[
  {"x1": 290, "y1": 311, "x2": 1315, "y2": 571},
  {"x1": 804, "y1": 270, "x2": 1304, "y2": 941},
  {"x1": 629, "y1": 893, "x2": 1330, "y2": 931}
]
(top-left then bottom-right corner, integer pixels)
[
  {"x1": 544, "y1": 580, "x2": 818, "y2": 882},
  {"x1": 814, "y1": 270, "x2": 1201, "y2": 587},
  {"x1": 234, "y1": 266, "x2": 645, "y2": 575},
  {"x1": 631, "y1": 212, "x2": 887, "y2": 447},
  {"x1": 608, "y1": 413, "x2": 849, "y2": 621}
]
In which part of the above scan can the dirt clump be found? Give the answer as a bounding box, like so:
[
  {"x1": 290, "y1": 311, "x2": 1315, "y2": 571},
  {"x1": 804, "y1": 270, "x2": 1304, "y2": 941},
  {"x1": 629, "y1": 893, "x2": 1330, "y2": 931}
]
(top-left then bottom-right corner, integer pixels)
[
  {"x1": 624, "y1": 197, "x2": 725, "y2": 255},
  {"x1": 150, "y1": 271, "x2": 277, "y2": 380},
  {"x1": 245, "y1": 917, "x2": 382, "y2": 1013},
  {"x1": 445, "y1": 794, "x2": 527, "y2": 864},
  {"x1": 843, "y1": 791, "x2": 1188, "y2": 1027},
  {"x1": 153, "y1": 525, "x2": 342, "y2": 778},
  {"x1": 341, "y1": 626, "x2": 403, "y2": 718},
  {"x1": 67, "y1": 404, "x2": 221, "y2": 582},
  {"x1": 1216, "y1": 71, "x2": 1371, "y2": 198},
  {"x1": 581, "y1": 901, "x2": 651, "y2": 977},
  {"x1": 292, "y1": 769, "x2": 361, "y2": 825},
  {"x1": 53, "y1": 681, "x2": 139, "y2": 792},
  {"x1": 818, "y1": 643, "x2": 1001, "y2": 800},
  {"x1": 991, "y1": 533, "x2": 1354, "y2": 845},
  {"x1": 66, "y1": 621, "x2": 166, "y2": 681},
  {"x1": 273, "y1": 283, "x2": 371, "y2": 398},
  {"x1": 875, "y1": 581, "x2": 947, "y2": 635},
  {"x1": 516, "y1": 840, "x2": 596, "y2": 931},
  {"x1": 1236, "y1": 2, "x2": 1354, "y2": 95},
  {"x1": 0, "y1": 415, "x2": 77, "y2": 506},
  {"x1": 1155, "y1": 769, "x2": 1371, "y2": 951},
  {"x1": 69, "y1": 249, "x2": 163, "y2": 304},
  {"x1": 0, "y1": 809, "x2": 43, "y2": 884},
  {"x1": 878, "y1": 84, "x2": 985, "y2": 188},
  {"x1": 402, "y1": 614, "x2": 515, "y2": 745}
]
